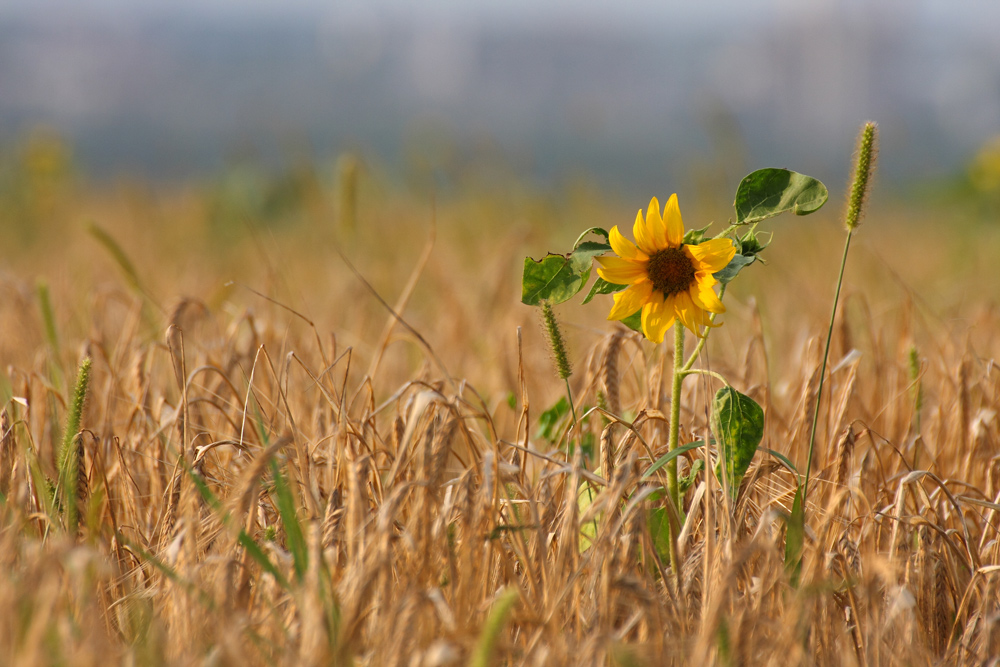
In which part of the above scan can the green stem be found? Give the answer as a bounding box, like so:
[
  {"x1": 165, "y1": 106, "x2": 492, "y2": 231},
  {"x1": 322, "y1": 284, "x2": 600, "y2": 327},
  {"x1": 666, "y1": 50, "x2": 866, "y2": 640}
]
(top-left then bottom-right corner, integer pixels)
[
  {"x1": 681, "y1": 285, "x2": 727, "y2": 373},
  {"x1": 664, "y1": 323, "x2": 686, "y2": 577},
  {"x1": 714, "y1": 224, "x2": 739, "y2": 239},
  {"x1": 802, "y1": 230, "x2": 852, "y2": 504},
  {"x1": 668, "y1": 324, "x2": 684, "y2": 514},
  {"x1": 680, "y1": 368, "x2": 729, "y2": 386},
  {"x1": 564, "y1": 378, "x2": 579, "y2": 428}
]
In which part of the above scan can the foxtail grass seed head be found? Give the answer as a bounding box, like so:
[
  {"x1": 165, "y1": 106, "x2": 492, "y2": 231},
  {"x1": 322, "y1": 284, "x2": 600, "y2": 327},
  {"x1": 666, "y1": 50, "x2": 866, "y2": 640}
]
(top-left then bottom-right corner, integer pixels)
[
  {"x1": 540, "y1": 301, "x2": 572, "y2": 381},
  {"x1": 60, "y1": 357, "x2": 92, "y2": 469},
  {"x1": 845, "y1": 121, "x2": 878, "y2": 231}
]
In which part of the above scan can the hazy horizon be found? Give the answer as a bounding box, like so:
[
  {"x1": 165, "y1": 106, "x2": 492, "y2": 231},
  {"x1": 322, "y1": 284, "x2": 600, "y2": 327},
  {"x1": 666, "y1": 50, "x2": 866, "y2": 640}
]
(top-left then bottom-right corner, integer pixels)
[{"x1": 2, "y1": 0, "x2": 998, "y2": 194}]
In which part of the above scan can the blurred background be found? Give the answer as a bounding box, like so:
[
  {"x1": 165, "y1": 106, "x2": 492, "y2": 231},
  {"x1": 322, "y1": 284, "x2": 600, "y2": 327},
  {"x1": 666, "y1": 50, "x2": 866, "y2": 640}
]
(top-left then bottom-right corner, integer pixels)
[
  {"x1": 2, "y1": 0, "x2": 1000, "y2": 399},
  {"x1": 1, "y1": 0, "x2": 999, "y2": 195}
]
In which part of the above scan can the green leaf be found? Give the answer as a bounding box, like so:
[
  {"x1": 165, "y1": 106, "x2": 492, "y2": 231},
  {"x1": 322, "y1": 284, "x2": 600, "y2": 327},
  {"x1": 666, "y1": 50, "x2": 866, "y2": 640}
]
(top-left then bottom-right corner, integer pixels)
[
  {"x1": 521, "y1": 254, "x2": 581, "y2": 306},
  {"x1": 679, "y1": 459, "x2": 704, "y2": 494},
  {"x1": 784, "y1": 485, "x2": 805, "y2": 585},
  {"x1": 535, "y1": 396, "x2": 570, "y2": 442},
  {"x1": 572, "y1": 227, "x2": 610, "y2": 248},
  {"x1": 713, "y1": 254, "x2": 755, "y2": 285},
  {"x1": 711, "y1": 387, "x2": 764, "y2": 500},
  {"x1": 647, "y1": 505, "x2": 671, "y2": 566},
  {"x1": 734, "y1": 169, "x2": 828, "y2": 224},
  {"x1": 582, "y1": 277, "x2": 626, "y2": 305},
  {"x1": 521, "y1": 241, "x2": 611, "y2": 306},
  {"x1": 620, "y1": 310, "x2": 642, "y2": 333}
]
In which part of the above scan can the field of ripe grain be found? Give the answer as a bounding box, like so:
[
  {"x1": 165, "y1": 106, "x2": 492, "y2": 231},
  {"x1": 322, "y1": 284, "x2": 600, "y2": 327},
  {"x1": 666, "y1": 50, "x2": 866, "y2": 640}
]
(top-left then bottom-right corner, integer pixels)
[{"x1": 1, "y1": 156, "x2": 999, "y2": 665}]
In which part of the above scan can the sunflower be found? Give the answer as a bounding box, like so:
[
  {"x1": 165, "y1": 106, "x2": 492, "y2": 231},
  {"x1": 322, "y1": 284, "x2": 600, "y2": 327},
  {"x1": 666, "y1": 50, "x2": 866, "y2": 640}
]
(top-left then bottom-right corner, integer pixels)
[{"x1": 596, "y1": 194, "x2": 737, "y2": 343}]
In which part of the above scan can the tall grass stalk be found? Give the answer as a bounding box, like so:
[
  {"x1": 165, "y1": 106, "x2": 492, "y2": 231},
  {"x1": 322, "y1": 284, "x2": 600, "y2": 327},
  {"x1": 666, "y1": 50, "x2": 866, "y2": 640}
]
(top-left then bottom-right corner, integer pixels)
[
  {"x1": 802, "y1": 121, "x2": 878, "y2": 504},
  {"x1": 57, "y1": 357, "x2": 92, "y2": 533},
  {"x1": 36, "y1": 279, "x2": 64, "y2": 389}
]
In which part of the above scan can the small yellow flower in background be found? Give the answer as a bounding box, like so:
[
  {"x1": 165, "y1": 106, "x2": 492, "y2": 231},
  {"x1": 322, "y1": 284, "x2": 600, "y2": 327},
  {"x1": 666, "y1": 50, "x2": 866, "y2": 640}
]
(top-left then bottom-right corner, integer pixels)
[{"x1": 596, "y1": 194, "x2": 736, "y2": 343}]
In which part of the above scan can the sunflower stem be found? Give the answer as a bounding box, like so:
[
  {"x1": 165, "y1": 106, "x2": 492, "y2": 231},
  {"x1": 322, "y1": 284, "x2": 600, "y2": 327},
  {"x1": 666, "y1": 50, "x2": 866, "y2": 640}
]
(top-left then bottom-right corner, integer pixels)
[
  {"x1": 714, "y1": 224, "x2": 738, "y2": 239},
  {"x1": 681, "y1": 285, "x2": 726, "y2": 373},
  {"x1": 667, "y1": 323, "x2": 684, "y2": 541}
]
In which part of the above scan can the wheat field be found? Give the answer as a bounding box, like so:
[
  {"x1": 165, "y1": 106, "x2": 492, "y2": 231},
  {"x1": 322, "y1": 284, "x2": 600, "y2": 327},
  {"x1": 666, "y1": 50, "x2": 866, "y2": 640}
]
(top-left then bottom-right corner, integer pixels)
[{"x1": 1, "y1": 151, "x2": 999, "y2": 665}]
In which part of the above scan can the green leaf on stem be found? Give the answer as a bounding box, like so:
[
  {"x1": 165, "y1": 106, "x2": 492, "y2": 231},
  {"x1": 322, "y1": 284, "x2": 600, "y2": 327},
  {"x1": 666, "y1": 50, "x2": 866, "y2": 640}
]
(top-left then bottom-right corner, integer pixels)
[
  {"x1": 582, "y1": 277, "x2": 626, "y2": 304},
  {"x1": 711, "y1": 387, "x2": 765, "y2": 500},
  {"x1": 713, "y1": 253, "x2": 756, "y2": 285},
  {"x1": 535, "y1": 396, "x2": 570, "y2": 442},
  {"x1": 620, "y1": 310, "x2": 642, "y2": 333},
  {"x1": 734, "y1": 168, "x2": 828, "y2": 225},
  {"x1": 572, "y1": 227, "x2": 610, "y2": 248},
  {"x1": 521, "y1": 241, "x2": 611, "y2": 306}
]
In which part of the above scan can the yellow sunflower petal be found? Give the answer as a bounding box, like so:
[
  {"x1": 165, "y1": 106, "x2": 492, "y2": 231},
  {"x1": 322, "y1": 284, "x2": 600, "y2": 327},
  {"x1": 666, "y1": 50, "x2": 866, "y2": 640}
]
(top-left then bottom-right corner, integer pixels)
[
  {"x1": 641, "y1": 292, "x2": 675, "y2": 344},
  {"x1": 686, "y1": 238, "x2": 737, "y2": 273},
  {"x1": 673, "y1": 290, "x2": 703, "y2": 336},
  {"x1": 607, "y1": 281, "x2": 653, "y2": 321},
  {"x1": 694, "y1": 270, "x2": 718, "y2": 288},
  {"x1": 663, "y1": 193, "x2": 684, "y2": 247},
  {"x1": 633, "y1": 204, "x2": 657, "y2": 256},
  {"x1": 696, "y1": 304, "x2": 722, "y2": 329},
  {"x1": 689, "y1": 280, "x2": 725, "y2": 314},
  {"x1": 608, "y1": 225, "x2": 646, "y2": 261},
  {"x1": 596, "y1": 256, "x2": 648, "y2": 285},
  {"x1": 645, "y1": 196, "x2": 669, "y2": 250}
]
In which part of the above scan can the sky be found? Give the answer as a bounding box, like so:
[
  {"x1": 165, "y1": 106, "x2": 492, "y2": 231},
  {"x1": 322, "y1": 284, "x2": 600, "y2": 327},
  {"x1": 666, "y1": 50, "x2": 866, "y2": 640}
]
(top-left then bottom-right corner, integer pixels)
[{"x1": 2, "y1": 0, "x2": 998, "y2": 190}]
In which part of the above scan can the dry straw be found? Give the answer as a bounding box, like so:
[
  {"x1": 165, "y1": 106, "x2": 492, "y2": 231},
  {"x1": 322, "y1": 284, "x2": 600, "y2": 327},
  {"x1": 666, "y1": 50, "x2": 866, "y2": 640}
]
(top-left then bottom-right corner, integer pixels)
[{"x1": 1, "y1": 130, "x2": 998, "y2": 664}]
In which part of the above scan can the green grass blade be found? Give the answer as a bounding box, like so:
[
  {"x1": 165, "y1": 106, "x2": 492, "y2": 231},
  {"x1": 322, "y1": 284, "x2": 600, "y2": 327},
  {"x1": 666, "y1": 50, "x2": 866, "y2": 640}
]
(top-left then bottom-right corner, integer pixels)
[
  {"x1": 35, "y1": 280, "x2": 64, "y2": 389},
  {"x1": 470, "y1": 587, "x2": 519, "y2": 667},
  {"x1": 271, "y1": 460, "x2": 307, "y2": 582},
  {"x1": 184, "y1": 460, "x2": 292, "y2": 590},
  {"x1": 641, "y1": 441, "x2": 704, "y2": 479}
]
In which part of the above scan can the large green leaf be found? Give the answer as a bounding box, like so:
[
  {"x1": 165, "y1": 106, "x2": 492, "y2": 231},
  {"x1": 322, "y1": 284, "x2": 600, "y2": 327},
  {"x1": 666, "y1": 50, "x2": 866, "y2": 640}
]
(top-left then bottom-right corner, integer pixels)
[
  {"x1": 711, "y1": 387, "x2": 765, "y2": 499},
  {"x1": 734, "y1": 169, "x2": 828, "y2": 224},
  {"x1": 521, "y1": 241, "x2": 611, "y2": 306}
]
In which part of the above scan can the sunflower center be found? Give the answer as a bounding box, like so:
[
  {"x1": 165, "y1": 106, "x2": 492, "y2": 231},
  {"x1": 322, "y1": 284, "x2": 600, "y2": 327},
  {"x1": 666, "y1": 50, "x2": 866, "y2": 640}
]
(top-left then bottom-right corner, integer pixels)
[{"x1": 646, "y1": 247, "x2": 696, "y2": 296}]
